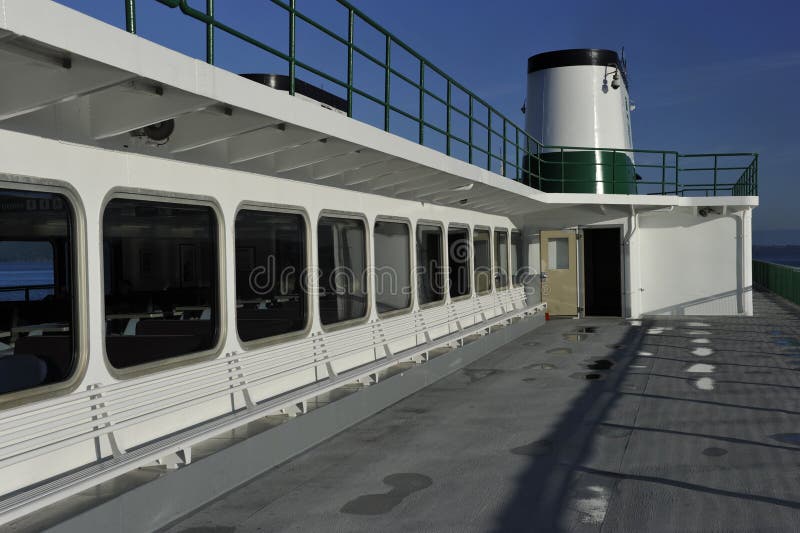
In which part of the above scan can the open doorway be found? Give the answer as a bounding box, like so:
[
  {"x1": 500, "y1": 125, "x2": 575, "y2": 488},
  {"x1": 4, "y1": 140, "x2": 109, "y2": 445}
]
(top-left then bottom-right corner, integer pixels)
[{"x1": 583, "y1": 227, "x2": 622, "y2": 316}]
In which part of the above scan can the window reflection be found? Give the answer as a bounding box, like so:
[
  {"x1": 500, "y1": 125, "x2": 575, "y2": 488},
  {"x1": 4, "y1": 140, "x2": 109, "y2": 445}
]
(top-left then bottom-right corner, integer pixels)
[
  {"x1": 103, "y1": 199, "x2": 218, "y2": 369},
  {"x1": 448, "y1": 226, "x2": 471, "y2": 298},
  {"x1": 473, "y1": 229, "x2": 492, "y2": 294},
  {"x1": 318, "y1": 217, "x2": 367, "y2": 325},
  {"x1": 417, "y1": 224, "x2": 445, "y2": 305},
  {"x1": 235, "y1": 209, "x2": 307, "y2": 341},
  {"x1": 0, "y1": 189, "x2": 75, "y2": 395},
  {"x1": 374, "y1": 221, "x2": 411, "y2": 314}
]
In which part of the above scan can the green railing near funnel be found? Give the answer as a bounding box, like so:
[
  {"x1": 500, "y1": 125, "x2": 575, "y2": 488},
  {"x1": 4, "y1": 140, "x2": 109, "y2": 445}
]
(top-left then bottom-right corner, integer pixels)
[
  {"x1": 753, "y1": 261, "x2": 800, "y2": 306},
  {"x1": 120, "y1": 0, "x2": 758, "y2": 197}
]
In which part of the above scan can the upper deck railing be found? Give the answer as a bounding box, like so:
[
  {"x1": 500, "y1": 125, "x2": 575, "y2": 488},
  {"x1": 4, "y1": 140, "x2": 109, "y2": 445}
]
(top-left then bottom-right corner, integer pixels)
[{"x1": 116, "y1": 0, "x2": 757, "y2": 197}]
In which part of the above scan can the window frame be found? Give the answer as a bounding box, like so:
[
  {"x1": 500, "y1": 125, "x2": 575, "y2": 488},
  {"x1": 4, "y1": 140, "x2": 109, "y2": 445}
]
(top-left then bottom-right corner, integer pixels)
[
  {"x1": 493, "y1": 227, "x2": 510, "y2": 292},
  {"x1": 373, "y1": 216, "x2": 414, "y2": 318},
  {"x1": 99, "y1": 189, "x2": 227, "y2": 380},
  {"x1": 446, "y1": 223, "x2": 473, "y2": 302},
  {"x1": 472, "y1": 225, "x2": 493, "y2": 296},
  {"x1": 0, "y1": 177, "x2": 88, "y2": 410},
  {"x1": 316, "y1": 210, "x2": 371, "y2": 333},
  {"x1": 233, "y1": 201, "x2": 312, "y2": 350},
  {"x1": 415, "y1": 219, "x2": 447, "y2": 309}
]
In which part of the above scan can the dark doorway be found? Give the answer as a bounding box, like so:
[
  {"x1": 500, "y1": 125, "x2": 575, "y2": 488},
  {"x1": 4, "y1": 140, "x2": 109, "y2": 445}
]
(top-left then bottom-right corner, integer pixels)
[{"x1": 583, "y1": 228, "x2": 622, "y2": 316}]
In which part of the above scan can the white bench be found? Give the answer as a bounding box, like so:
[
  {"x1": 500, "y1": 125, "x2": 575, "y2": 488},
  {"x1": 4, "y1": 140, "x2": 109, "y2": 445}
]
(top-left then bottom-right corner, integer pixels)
[{"x1": 0, "y1": 289, "x2": 544, "y2": 525}]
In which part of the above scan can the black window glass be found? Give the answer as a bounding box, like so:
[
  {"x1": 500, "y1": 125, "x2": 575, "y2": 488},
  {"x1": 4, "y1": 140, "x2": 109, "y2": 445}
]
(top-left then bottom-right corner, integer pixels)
[
  {"x1": 511, "y1": 231, "x2": 525, "y2": 286},
  {"x1": 103, "y1": 199, "x2": 218, "y2": 369},
  {"x1": 0, "y1": 190, "x2": 75, "y2": 395},
  {"x1": 447, "y1": 226, "x2": 471, "y2": 298},
  {"x1": 318, "y1": 217, "x2": 367, "y2": 325},
  {"x1": 494, "y1": 230, "x2": 509, "y2": 289},
  {"x1": 474, "y1": 229, "x2": 492, "y2": 294},
  {"x1": 374, "y1": 221, "x2": 411, "y2": 314},
  {"x1": 235, "y1": 210, "x2": 307, "y2": 342},
  {"x1": 416, "y1": 224, "x2": 445, "y2": 305}
]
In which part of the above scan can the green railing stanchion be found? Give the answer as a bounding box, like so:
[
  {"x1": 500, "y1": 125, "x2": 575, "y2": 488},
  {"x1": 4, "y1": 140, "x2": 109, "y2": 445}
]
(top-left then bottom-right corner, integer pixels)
[
  {"x1": 384, "y1": 35, "x2": 391, "y2": 131},
  {"x1": 125, "y1": 0, "x2": 136, "y2": 33},
  {"x1": 487, "y1": 111, "x2": 492, "y2": 171},
  {"x1": 346, "y1": 9, "x2": 354, "y2": 117},
  {"x1": 205, "y1": 0, "x2": 214, "y2": 64},
  {"x1": 560, "y1": 147, "x2": 565, "y2": 192},
  {"x1": 514, "y1": 127, "x2": 519, "y2": 181},
  {"x1": 611, "y1": 148, "x2": 616, "y2": 191},
  {"x1": 288, "y1": 0, "x2": 296, "y2": 95},
  {"x1": 418, "y1": 62, "x2": 425, "y2": 144},
  {"x1": 502, "y1": 118, "x2": 507, "y2": 178},
  {"x1": 468, "y1": 96, "x2": 473, "y2": 164},
  {"x1": 713, "y1": 154, "x2": 718, "y2": 195},
  {"x1": 661, "y1": 151, "x2": 666, "y2": 194},
  {"x1": 445, "y1": 82, "x2": 452, "y2": 156}
]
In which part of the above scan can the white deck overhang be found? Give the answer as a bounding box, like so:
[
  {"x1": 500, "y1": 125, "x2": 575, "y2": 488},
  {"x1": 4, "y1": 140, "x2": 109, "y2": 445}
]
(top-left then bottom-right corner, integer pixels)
[{"x1": 0, "y1": 0, "x2": 758, "y2": 217}]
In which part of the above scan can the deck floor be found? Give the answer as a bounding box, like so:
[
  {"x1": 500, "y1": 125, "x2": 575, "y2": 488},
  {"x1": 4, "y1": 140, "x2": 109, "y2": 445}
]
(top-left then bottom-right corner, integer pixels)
[{"x1": 166, "y1": 290, "x2": 800, "y2": 532}]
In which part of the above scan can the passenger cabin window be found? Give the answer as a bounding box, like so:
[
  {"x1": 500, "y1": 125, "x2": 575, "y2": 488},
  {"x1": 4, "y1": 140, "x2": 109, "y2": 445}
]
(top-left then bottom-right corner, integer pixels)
[
  {"x1": 374, "y1": 221, "x2": 411, "y2": 315},
  {"x1": 318, "y1": 216, "x2": 368, "y2": 325},
  {"x1": 447, "y1": 226, "x2": 471, "y2": 298},
  {"x1": 473, "y1": 229, "x2": 492, "y2": 294},
  {"x1": 235, "y1": 210, "x2": 307, "y2": 342},
  {"x1": 0, "y1": 189, "x2": 75, "y2": 395},
  {"x1": 511, "y1": 231, "x2": 525, "y2": 286},
  {"x1": 103, "y1": 199, "x2": 218, "y2": 369},
  {"x1": 416, "y1": 224, "x2": 445, "y2": 305},
  {"x1": 494, "y1": 230, "x2": 509, "y2": 290}
]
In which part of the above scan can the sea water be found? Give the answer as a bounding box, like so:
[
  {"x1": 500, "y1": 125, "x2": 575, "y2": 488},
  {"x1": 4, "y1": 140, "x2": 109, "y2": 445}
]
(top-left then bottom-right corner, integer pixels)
[
  {"x1": 753, "y1": 246, "x2": 800, "y2": 268},
  {"x1": 0, "y1": 262, "x2": 54, "y2": 301}
]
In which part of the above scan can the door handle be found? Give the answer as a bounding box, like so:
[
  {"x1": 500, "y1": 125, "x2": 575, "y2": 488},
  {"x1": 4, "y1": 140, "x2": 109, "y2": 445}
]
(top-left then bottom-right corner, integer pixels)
[{"x1": 540, "y1": 272, "x2": 548, "y2": 280}]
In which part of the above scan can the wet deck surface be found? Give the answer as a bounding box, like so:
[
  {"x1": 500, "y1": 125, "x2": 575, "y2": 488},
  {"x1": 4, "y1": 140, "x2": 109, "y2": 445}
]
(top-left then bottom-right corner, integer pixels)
[{"x1": 166, "y1": 291, "x2": 800, "y2": 532}]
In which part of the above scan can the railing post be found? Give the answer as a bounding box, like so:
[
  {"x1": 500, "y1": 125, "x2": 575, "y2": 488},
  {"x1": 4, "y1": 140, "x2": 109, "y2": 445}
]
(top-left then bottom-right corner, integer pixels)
[
  {"x1": 487, "y1": 110, "x2": 492, "y2": 171},
  {"x1": 419, "y1": 61, "x2": 425, "y2": 144},
  {"x1": 754, "y1": 154, "x2": 759, "y2": 195},
  {"x1": 514, "y1": 127, "x2": 519, "y2": 181},
  {"x1": 347, "y1": 9, "x2": 354, "y2": 117},
  {"x1": 502, "y1": 119, "x2": 507, "y2": 178},
  {"x1": 446, "y1": 82, "x2": 452, "y2": 156},
  {"x1": 560, "y1": 147, "x2": 565, "y2": 193},
  {"x1": 661, "y1": 151, "x2": 666, "y2": 195},
  {"x1": 384, "y1": 35, "x2": 391, "y2": 131},
  {"x1": 468, "y1": 96, "x2": 473, "y2": 164},
  {"x1": 611, "y1": 148, "x2": 616, "y2": 192},
  {"x1": 125, "y1": 0, "x2": 136, "y2": 34},
  {"x1": 713, "y1": 155, "x2": 718, "y2": 195},
  {"x1": 288, "y1": 0, "x2": 296, "y2": 95},
  {"x1": 205, "y1": 0, "x2": 214, "y2": 65}
]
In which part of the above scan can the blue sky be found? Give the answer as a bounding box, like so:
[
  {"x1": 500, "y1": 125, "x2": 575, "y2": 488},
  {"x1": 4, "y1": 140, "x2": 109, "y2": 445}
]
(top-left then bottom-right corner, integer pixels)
[{"x1": 58, "y1": 0, "x2": 800, "y2": 243}]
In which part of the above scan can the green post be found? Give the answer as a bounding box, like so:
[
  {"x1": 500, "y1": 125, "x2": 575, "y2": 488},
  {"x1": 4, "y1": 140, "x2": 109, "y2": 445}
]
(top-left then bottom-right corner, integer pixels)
[
  {"x1": 468, "y1": 96, "x2": 473, "y2": 164},
  {"x1": 384, "y1": 35, "x2": 391, "y2": 131},
  {"x1": 713, "y1": 155, "x2": 718, "y2": 195},
  {"x1": 289, "y1": 0, "x2": 296, "y2": 95},
  {"x1": 661, "y1": 152, "x2": 666, "y2": 195},
  {"x1": 125, "y1": 0, "x2": 136, "y2": 33},
  {"x1": 347, "y1": 9, "x2": 354, "y2": 117},
  {"x1": 446, "y1": 82, "x2": 451, "y2": 156},
  {"x1": 419, "y1": 62, "x2": 425, "y2": 144},
  {"x1": 502, "y1": 119, "x2": 507, "y2": 178},
  {"x1": 560, "y1": 148, "x2": 565, "y2": 193},
  {"x1": 487, "y1": 111, "x2": 492, "y2": 171},
  {"x1": 514, "y1": 127, "x2": 519, "y2": 181},
  {"x1": 205, "y1": 0, "x2": 214, "y2": 64}
]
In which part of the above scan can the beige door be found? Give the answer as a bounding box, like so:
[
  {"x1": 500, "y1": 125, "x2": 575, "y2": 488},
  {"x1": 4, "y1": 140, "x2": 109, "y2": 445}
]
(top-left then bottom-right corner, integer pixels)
[{"x1": 540, "y1": 230, "x2": 578, "y2": 316}]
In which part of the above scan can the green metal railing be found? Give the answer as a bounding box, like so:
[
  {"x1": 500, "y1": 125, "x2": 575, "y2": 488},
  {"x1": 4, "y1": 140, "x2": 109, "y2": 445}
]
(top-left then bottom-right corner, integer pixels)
[
  {"x1": 753, "y1": 260, "x2": 800, "y2": 306},
  {"x1": 118, "y1": 0, "x2": 758, "y2": 197}
]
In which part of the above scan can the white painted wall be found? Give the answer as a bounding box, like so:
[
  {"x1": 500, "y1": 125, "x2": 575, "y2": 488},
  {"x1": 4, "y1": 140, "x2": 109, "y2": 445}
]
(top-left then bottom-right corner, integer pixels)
[{"x1": 636, "y1": 209, "x2": 750, "y2": 316}]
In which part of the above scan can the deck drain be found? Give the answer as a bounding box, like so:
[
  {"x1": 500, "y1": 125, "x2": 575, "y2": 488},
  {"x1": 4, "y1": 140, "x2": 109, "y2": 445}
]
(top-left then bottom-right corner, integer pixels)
[
  {"x1": 587, "y1": 359, "x2": 614, "y2": 370},
  {"x1": 522, "y1": 377, "x2": 537, "y2": 382},
  {"x1": 577, "y1": 327, "x2": 598, "y2": 333},
  {"x1": 511, "y1": 439, "x2": 553, "y2": 456},
  {"x1": 607, "y1": 344, "x2": 627, "y2": 350},
  {"x1": 770, "y1": 433, "x2": 800, "y2": 446},
  {"x1": 546, "y1": 347, "x2": 572, "y2": 355},
  {"x1": 702, "y1": 447, "x2": 728, "y2": 457},
  {"x1": 584, "y1": 373, "x2": 603, "y2": 380}
]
